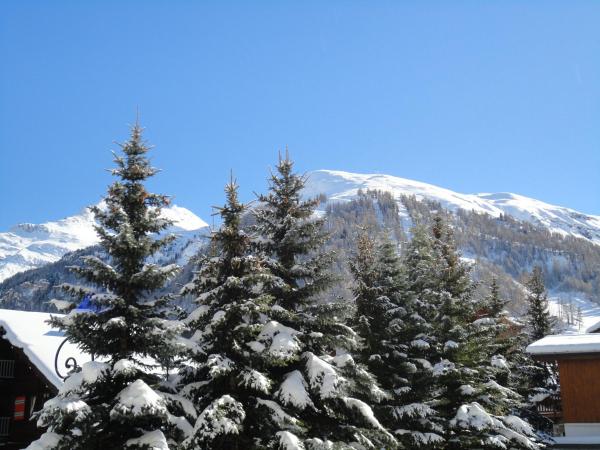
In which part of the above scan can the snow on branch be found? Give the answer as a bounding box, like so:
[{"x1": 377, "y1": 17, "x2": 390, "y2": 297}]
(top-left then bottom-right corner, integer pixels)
[
  {"x1": 110, "y1": 379, "x2": 168, "y2": 419},
  {"x1": 191, "y1": 395, "x2": 245, "y2": 442},
  {"x1": 276, "y1": 370, "x2": 314, "y2": 410},
  {"x1": 304, "y1": 352, "x2": 345, "y2": 399}
]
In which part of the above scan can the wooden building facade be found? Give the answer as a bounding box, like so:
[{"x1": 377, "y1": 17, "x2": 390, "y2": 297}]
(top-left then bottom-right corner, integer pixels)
[
  {"x1": 0, "y1": 330, "x2": 55, "y2": 450},
  {"x1": 0, "y1": 309, "x2": 89, "y2": 450},
  {"x1": 528, "y1": 333, "x2": 600, "y2": 449}
]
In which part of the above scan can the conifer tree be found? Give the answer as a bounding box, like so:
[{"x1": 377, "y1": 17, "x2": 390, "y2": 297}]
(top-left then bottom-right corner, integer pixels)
[
  {"x1": 486, "y1": 278, "x2": 505, "y2": 317},
  {"x1": 178, "y1": 177, "x2": 282, "y2": 449},
  {"x1": 350, "y1": 232, "x2": 396, "y2": 354},
  {"x1": 520, "y1": 266, "x2": 558, "y2": 431},
  {"x1": 481, "y1": 279, "x2": 544, "y2": 416},
  {"x1": 180, "y1": 175, "x2": 395, "y2": 449},
  {"x1": 479, "y1": 279, "x2": 514, "y2": 372},
  {"x1": 350, "y1": 231, "x2": 445, "y2": 448},
  {"x1": 28, "y1": 123, "x2": 191, "y2": 450},
  {"x1": 478, "y1": 279, "x2": 540, "y2": 423},
  {"x1": 252, "y1": 152, "x2": 355, "y2": 357},
  {"x1": 406, "y1": 218, "x2": 540, "y2": 449},
  {"x1": 525, "y1": 267, "x2": 555, "y2": 342},
  {"x1": 253, "y1": 151, "x2": 334, "y2": 311}
]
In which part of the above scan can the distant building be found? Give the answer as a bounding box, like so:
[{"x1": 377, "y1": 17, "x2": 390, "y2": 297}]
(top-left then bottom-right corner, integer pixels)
[
  {"x1": 0, "y1": 310, "x2": 89, "y2": 450},
  {"x1": 527, "y1": 333, "x2": 600, "y2": 449}
]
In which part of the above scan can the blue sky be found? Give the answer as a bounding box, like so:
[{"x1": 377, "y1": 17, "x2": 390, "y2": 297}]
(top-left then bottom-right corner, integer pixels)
[{"x1": 2, "y1": 1, "x2": 600, "y2": 228}]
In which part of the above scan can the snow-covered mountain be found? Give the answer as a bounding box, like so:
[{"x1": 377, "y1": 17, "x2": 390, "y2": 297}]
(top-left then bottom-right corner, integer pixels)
[
  {"x1": 305, "y1": 170, "x2": 600, "y2": 244},
  {"x1": 4, "y1": 169, "x2": 600, "y2": 318},
  {"x1": 4, "y1": 169, "x2": 599, "y2": 283},
  {"x1": 0, "y1": 204, "x2": 208, "y2": 282}
]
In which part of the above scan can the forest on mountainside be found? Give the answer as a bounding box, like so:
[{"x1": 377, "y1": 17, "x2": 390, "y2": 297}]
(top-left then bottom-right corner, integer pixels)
[{"x1": 3, "y1": 187, "x2": 600, "y2": 317}]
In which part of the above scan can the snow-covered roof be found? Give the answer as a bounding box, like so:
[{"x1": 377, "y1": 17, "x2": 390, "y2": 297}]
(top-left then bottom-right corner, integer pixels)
[
  {"x1": 586, "y1": 320, "x2": 600, "y2": 334},
  {"x1": 0, "y1": 309, "x2": 91, "y2": 388},
  {"x1": 526, "y1": 333, "x2": 600, "y2": 357},
  {"x1": 552, "y1": 435, "x2": 600, "y2": 446}
]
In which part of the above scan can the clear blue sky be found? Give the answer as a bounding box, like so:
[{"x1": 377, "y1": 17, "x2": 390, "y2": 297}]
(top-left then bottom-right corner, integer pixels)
[{"x1": 2, "y1": 1, "x2": 600, "y2": 228}]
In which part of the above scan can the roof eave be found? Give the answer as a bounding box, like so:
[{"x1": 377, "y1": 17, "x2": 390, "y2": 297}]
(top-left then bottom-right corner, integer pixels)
[{"x1": 530, "y1": 352, "x2": 600, "y2": 362}]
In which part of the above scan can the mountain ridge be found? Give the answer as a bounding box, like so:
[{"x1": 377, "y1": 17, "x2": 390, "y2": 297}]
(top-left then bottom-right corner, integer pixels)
[
  {"x1": 306, "y1": 169, "x2": 600, "y2": 244},
  {"x1": 0, "y1": 203, "x2": 208, "y2": 282},
  {"x1": 2, "y1": 169, "x2": 599, "y2": 284},
  {"x1": 3, "y1": 170, "x2": 600, "y2": 317}
]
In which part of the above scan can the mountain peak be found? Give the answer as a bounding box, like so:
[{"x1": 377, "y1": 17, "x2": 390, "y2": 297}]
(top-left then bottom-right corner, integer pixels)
[
  {"x1": 305, "y1": 169, "x2": 600, "y2": 244},
  {"x1": 0, "y1": 204, "x2": 207, "y2": 282},
  {"x1": 161, "y1": 204, "x2": 209, "y2": 231}
]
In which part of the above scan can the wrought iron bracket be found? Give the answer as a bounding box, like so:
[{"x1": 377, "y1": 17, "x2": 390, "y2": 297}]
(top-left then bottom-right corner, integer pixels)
[{"x1": 54, "y1": 337, "x2": 94, "y2": 381}]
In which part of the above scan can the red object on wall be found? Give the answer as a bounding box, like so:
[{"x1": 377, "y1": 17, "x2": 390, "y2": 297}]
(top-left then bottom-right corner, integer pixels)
[{"x1": 14, "y1": 396, "x2": 26, "y2": 421}]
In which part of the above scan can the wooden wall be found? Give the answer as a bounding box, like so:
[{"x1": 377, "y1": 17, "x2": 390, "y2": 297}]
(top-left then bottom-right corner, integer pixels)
[
  {"x1": 0, "y1": 333, "x2": 56, "y2": 450},
  {"x1": 559, "y1": 358, "x2": 600, "y2": 423}
]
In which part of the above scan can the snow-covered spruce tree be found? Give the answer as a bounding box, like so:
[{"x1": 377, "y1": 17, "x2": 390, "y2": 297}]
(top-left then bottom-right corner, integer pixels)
[
  {"x1": 480, "y1": 278, "x2": 544, "y2": 407},
  {"x1": 406, "y1": 218, "x2": 541, "y2": 449},
  {"x1": 350, "y1": 231, "x2": 445, "y2": 448},
  {"x1": 478, "y1": 279, "x2": 539, "y2": 415},
  {"x1": 252, "y1": 153, "x2": 351, "y2": 357},
  {"x1": 179, "y1": 176, "x2": 395, "y2": 449},
  {"x1": 28, "y1": 123, "x2": 191, "y2": 450},
  {"x1": 479, "y1": 278, "x2": 552, "y2": 438},
  {"x1": 252, "y1": 154, "x2": 359, "y2": 355},
  {"x1": 253, "y1": 151, "x2": 334, "y2": 311},
  {"x1": 479, "y1": 279, "x2": 515, "y2": 376},
  {"x1": 524, "y1": 266, "x2": 557, "y2": 395},
  {"x1": 349, "y1": 232, "x2": 383, "y2": 354},
  {"x1": 518, "y1": 266, "x2": 558, "y2": 432}
]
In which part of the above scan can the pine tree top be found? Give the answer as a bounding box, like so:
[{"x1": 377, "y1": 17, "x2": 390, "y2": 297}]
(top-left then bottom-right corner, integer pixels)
[
  {"x1": 252, "y1": 152, "x2": 335, "y2": 309},
  {"x1": 51, "y1": 123, "x2": 181, "y2": 364},
  {"x1": 257, "y1": 150, "x2": 316, "y2": 219},
  {"x1": 211, "y1": 175, "x2": 248, "y2": 263}
]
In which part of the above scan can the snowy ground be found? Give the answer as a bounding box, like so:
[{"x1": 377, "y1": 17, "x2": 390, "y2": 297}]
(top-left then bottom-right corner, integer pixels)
[{"x1": 547, "y1": 293, "x2": 600, "y2": 334}]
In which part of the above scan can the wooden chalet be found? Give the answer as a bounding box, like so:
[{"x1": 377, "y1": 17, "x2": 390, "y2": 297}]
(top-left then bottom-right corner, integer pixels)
[
  {"x1": 527, "y1": 332, "x2": 600, "y2": 449},
  {"x1": 0, "y1": 309, "x2": 89, "y2": 450}
]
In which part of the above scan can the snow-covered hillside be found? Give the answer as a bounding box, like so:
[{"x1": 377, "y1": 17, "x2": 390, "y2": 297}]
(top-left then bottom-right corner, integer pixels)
[
  {"x1": 305, "y1": 170, "x2": 600, "y2": 244},
  {"x1": 3, "y1": 169, "x2": 600, "y2": 290},
  {"x1": 547, "y1": 293, "x2": 600, "y2": 334},
  {"x1": 0, "y1": 204, "x2": 208, "y2": 282}
]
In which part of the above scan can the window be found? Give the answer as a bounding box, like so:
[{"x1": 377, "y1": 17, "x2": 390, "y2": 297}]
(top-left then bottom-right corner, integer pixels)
[
  {"x1": 13, "y1": 396, "x2": 25, "y2": 421},
  {"x1": 0, "y1": 417, "x2": 9, "y2": 436},
  {"x1": 0, "y1": 360, "x2": 15, "y2": 379}
]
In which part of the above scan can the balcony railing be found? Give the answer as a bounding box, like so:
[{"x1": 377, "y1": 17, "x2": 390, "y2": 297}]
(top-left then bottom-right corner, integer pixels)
[
  {"x1": 0, "y1": 417, "x2": 10, "y2": 436},
  {"x1": 537, "y1": 393, "x2": 562, "y2": 420},
  {"x1": 0, "y1": 360, "x2": 15, "y2": 378}
]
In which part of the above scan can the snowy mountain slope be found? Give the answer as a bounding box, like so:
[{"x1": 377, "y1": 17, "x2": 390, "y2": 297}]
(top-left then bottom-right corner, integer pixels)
[
  {"x1": 0, "y1": 204, "x2": 208, "y2": 282},
  {"x1": 305, "y1": 170, "x2": 600, "y2": 244},
  {"x1": 547, "y1": 293, "x2": 600, "y2": 334}
]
